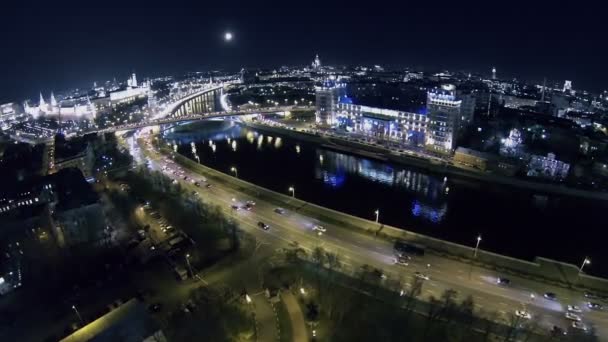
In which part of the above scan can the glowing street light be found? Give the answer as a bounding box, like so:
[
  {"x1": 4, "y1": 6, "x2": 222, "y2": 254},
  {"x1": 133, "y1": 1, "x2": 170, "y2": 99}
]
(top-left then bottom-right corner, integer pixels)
[
  {"x1": 374, "y1": 209, "x2": 380, "y2": 223},
  {"x1": 474, "y1": 235, "x2": 482, "y2": 258},
  {"x1": 579, "y1": 257, "x2": 591, "y2": 273},
  {"x1": 72, "y1": 305, "x2": 83, "y2": 324},
  {"x1": 288, "y1": 186, "x2": 295, "y2": 198},
  {"x1": 185, "y1": 253, "x2": 194, "y2": 277},
  {"x1": 230, "y1": 166, "x2": 238, "y2": 178},
  {"x1": 245, "y1": 294, "x2": 252, "y2": 304},
  {"x1": 224, "y1": 32, "x2": 233, "y2": 41}
]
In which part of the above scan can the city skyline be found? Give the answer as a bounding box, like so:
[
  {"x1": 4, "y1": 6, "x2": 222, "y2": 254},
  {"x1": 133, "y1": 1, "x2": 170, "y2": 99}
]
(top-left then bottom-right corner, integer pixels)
[{"x1": 2, "y1": 1, "x2": 608, "y2": 103}]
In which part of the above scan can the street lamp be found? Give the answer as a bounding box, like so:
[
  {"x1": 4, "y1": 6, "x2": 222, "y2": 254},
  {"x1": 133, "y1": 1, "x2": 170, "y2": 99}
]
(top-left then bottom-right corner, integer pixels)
[
  {"x1": 186, "y1": 253, "x2": 194, "y2": 277},
  {"x1": 230, "y1": 166, "x2": 238, "y2": 178},
  {"x1": 288, "y1": 186, "x2": 295, "y2": 198},
  {"x1": 72, "y1": 305, "x2": 83, "y2": 324},
  {"x1": 374, "y1": 209, "x2": 380, "y2": 223},
  {"x1": 474, "y1": 235, "x2": 482, "y2": 258},
  {"x1": 579, "y1": 257, "x2": 591, "y2": 273}
]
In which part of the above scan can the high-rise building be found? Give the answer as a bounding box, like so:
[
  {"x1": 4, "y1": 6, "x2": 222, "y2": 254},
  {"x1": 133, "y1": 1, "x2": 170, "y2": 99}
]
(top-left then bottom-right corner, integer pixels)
[
  {"x1": 563, "y1": 80, "x2": 572, "y2": 93},
  {"x1": 425, "y1": 89, "x2": 462, "y2": 153},
  {"x1": 311, "y1": 54, "x2": 321, "y2": 70},
  {"x1": 315, "y1": 81, "x2": 345, "y2": 126}
]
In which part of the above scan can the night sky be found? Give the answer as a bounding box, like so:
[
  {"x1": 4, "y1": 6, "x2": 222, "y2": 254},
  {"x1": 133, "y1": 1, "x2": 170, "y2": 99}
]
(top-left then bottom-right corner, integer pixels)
[{"x1": 1, "y1": 0, "x2": 606, "y2": 103}]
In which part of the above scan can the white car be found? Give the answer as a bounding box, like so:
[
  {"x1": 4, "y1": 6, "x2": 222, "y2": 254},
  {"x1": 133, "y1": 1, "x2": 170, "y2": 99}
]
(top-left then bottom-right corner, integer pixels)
[
  {"x1": 572, "y1": 321, "x2": 587, "y2": 331},
  {"x1": 414, "y1": 272, "x2": 429, "y2": 280},
  {"x1": 565, "y1": 312, "x2": 581, "y2": 321},
  {"x1": 515, "y1": 310, "x2": 532, "y2": 319},
  {"x1": 312, "y1": 225, "x2": 326, "y2": 233},
  {"x1": 567, "y1": 305, "x2": 582, "y2": 313}
]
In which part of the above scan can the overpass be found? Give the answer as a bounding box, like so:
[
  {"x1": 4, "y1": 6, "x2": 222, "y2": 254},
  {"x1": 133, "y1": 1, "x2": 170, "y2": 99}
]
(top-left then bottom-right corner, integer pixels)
[{"x1": 96, "y1": 105, "x2": 314, "y2": 134}]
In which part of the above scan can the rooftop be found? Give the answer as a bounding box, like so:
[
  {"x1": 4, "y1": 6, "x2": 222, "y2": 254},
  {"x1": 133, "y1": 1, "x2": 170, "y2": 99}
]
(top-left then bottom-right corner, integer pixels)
[{"x1": 60, "y1": 299, "x2": 164, "y2": 342}]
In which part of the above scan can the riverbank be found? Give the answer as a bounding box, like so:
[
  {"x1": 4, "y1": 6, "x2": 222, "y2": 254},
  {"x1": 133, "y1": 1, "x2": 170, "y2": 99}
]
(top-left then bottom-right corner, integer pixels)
[
  {"x1": 243, "y1": 121, "x2": 608, "y2": 201},
  {"x1": 157, "y1": 143, "x2": 608, "y2": 296}
]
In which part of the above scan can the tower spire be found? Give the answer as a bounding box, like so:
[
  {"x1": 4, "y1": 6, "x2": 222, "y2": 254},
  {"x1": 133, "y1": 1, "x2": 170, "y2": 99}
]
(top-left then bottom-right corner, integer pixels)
[
  {"x1": 39, "y1": 92, "x2": 46, "y2": 107},
  {"x1": 50, "y1": 92, "x2": 58, "y2": 107}
]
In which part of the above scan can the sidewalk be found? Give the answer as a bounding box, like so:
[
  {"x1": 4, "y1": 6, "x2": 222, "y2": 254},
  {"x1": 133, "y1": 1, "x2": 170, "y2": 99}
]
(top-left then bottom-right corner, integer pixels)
[{"x1": 282, "y1": 292, "x2": 308, "y2": 342}]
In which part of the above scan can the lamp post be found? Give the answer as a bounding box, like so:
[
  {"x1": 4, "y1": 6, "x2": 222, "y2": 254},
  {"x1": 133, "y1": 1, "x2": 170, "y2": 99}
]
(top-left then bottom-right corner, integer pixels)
[
  {"x1": 474, "y1": 235, "x2": 482, "y2": 258},
  {"x1": 579, "y1": 257, "x2": 591, "y2": 273},
  {"x1": 374, "y1": 209, "x2": 379, "y2": 223},
  {"x1": 288, "y1": 186, "x2": 295, "y2": 198},
  {"x1": 72, "y1": 305, "x2": 83, "y2": 324},
  {"x1": 186, "y1": 253, "x2": 194, "y2": 277},
  {"x1": 230, "y1": 166, "x2": 238, "y2": 178}
]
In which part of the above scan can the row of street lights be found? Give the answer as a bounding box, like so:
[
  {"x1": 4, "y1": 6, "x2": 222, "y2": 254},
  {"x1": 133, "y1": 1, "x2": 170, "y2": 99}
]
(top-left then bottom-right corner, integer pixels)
[{"x1": 230, "y1": 170, "x2": 594, "y2": 276}]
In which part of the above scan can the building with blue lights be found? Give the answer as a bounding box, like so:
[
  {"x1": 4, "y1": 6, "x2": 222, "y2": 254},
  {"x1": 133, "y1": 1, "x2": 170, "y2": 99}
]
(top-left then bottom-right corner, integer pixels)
[{"x1": 425, "y1": 88, "x2": 462, "y2": 153}]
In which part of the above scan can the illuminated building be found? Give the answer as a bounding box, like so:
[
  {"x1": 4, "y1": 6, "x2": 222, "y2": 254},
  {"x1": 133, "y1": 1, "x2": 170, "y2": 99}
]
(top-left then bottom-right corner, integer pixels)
[
  {"x1": 109, "y1": 72, "x2": 151, "y2": 105},
  {"x1": 315, "y1": 81, "x2": 345, "y2": 125},
  {"x1": 527, "y1": 153, "x2": 570, "y2": 180},
  {"x1": 563, "y1": 80, "x2": 572, "y2": 93},
  {"x1": 24, "y1": 92, "x2": 97, "y2": 119},
  {"x1": 425, "y1": 88, "x2": 462, "y2": 153},
  {"x1": 311, "y1": 54, "x2": 321, "y2": 70},
  {"x1": 0, "y1": 103, "x2": 25, "y2": 130},
  {"x1": 335, "y1": 102, "x2": 427, "y2": 144}
]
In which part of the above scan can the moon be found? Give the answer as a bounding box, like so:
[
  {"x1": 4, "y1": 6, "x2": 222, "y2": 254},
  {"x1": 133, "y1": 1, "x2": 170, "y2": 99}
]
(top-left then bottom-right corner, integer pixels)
[{"x1": 224, "y1": 32, "x2": 233, "y2": 41}]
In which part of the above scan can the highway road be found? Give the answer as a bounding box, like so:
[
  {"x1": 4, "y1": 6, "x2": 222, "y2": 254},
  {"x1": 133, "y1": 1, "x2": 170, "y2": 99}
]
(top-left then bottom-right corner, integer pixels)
[{"x1": 126, "y1": 133, "x2": 608, "y2": 340}]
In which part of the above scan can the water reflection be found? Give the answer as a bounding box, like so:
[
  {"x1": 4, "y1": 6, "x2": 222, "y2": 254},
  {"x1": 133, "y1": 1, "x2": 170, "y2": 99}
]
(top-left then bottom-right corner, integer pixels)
[{"x1": 314, "y1": 150, "x2": 448, "y2": 223}]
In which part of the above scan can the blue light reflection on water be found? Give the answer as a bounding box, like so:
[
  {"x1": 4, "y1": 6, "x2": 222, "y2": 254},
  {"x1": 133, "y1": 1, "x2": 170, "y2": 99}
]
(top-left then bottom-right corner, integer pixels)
[{"x1": 168, "y1": 122, "x2": 608, "y2": 275}]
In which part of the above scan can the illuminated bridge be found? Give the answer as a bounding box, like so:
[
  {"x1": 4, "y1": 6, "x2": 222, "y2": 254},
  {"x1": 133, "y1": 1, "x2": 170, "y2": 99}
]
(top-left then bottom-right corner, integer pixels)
[
  {"x1": 97, "y1": 105, "x2": 314, "y2": 133},
  {"x1": 95, "y1": 84, "x2": 313, "y2": 134}
]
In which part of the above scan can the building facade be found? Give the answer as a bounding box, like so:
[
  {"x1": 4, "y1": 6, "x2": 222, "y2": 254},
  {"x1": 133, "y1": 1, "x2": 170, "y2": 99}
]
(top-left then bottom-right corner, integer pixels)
[
  {"x1": 425, "y1": 89, "x2": 462, "y2": 153},
  {"x1": 315, "y1": 82, "x2": 345, "y2": 126}
]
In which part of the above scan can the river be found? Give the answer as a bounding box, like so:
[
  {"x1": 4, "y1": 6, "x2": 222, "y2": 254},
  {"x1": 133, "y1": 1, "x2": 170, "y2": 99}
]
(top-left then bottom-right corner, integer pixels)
[{"x1": 165, "y1": 120, "x2": 608, "y2": 277}]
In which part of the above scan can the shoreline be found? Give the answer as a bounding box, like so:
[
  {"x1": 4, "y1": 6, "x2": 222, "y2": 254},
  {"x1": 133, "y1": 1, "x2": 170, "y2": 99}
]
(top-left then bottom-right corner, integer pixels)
[
  {"x1": 242, "y1": 121, "x2": 608, "y2": 201},
  {"x1": 154, "y1": 140, "x2": 608, "y2": 294}
]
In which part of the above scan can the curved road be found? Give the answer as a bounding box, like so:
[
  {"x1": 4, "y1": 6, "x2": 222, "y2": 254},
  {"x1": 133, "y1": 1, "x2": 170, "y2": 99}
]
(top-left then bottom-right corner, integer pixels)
[{"x1": 127, "y1": 133, "x2": 608, "y2": 340}]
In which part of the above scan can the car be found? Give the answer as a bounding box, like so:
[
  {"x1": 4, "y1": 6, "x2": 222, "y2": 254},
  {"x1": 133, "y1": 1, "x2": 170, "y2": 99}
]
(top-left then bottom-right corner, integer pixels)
[
  {"x1": 587, "y1": 302, "x2": 602, "y2": 310},
  {"x1": 257, "y1": 221, "x2": 270, "y2": 230},
  {"x1": 414, "y1": 272, "x2": 430, "y2": 280},
  {"x1": 394, "y1": 256, "x2": 410, "y2": 266},
  {"x1": 230, "y1": 205, "x2": 240, "y2": 211},
  {"x1": 544, "y1": 292, "x2": 557, "y2": 301},
  {"x1": 565, "y1": 312, "x2": 581, "y2": 321},
  {"x1": 183, "y1": 176, "x2": 188, "y2": 180},
  {"x1": 312, "y1": 225, "x2": 326, "y2": 233},
  {"x1": 194, "y1": 182, "x2": 200, "y2": 187},
  {"x1": 584, "y1": 291, "x2": 598, "y2": 299},
  {"x1": 205, "y1": 183, "x2": 212, "y2": 188},
  {"x1": 274, "y1": 208, "x2": 285, "y2": 215},
  {"x1": 515, "y1": 310, "x2": 532, "y2": 319},
  {"x1": 571, "y1": 321, "x2": 587, "y2": 331},
  {"x1": 567, "y1": 305, "x2": 582, "y2": 313},
  {"x1": 246, "y1": 200, "x2": 256, "y2": 206},
  {"x1": 496, "y1": 277, "x2": 511, "y2": 286}
]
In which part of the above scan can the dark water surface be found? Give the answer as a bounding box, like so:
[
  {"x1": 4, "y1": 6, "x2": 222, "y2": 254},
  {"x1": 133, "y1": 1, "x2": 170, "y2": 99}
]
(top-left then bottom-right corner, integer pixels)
[{"x1": 168, "y1": 121, "x2": 608, "y2": 277}]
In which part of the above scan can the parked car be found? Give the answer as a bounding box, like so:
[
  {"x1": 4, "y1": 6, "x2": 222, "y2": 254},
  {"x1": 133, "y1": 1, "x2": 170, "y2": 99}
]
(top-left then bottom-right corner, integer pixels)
[
  {"x1": 274, "y1": 208, "x2": 285, "y2": 215},
  {"x1": 257, "y1": 222, "x2": 270, "y2": 230},
  {"x1": 515, "y1": 310, "x2": 532, "y2": 319},
  {"x1": 588, "y1": 302, "x2": 603, "y2": 310},
  {"x1": 567, "y1": 305, "x2": 582, "y2": 313}
]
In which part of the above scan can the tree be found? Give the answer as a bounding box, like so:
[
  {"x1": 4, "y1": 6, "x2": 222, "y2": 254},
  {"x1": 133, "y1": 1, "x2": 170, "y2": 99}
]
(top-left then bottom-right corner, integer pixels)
[
  {"x1": 402, "y1": 275, "x2": 424, "y2": 320},
  {"x1": 305, "y1": 301, "x2": 320, "y2": 323}
]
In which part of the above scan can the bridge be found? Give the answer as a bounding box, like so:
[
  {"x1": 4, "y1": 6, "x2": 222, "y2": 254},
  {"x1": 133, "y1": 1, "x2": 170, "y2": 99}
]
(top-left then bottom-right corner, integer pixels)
[{"x1": 96, "y1": 105, "x2": 314, "y2": 134}]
